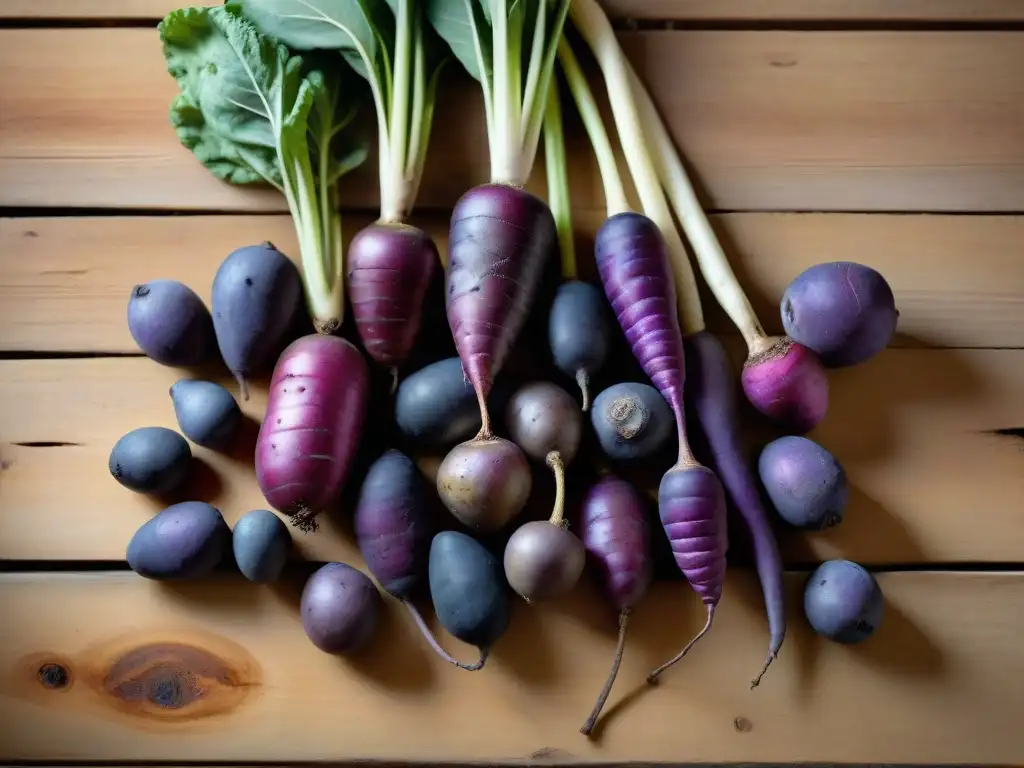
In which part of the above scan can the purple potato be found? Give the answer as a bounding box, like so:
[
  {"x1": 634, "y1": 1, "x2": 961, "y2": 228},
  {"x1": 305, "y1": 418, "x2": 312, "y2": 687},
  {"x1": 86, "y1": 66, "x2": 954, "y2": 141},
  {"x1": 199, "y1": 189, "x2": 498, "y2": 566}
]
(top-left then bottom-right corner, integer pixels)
[
  {"x1": 435, "y1": 435, "x2": 532, "y2": 533},
  {"x1": 804, "y1": 559, "x2": 884, "y2": 643},
  {"x1": 782, "y1": 261, "x2": 898, "y2": 368},
  {"x1": 505, "y1": 380, "x2": 582, "y2": 465},
  {"x1": 127, "y1": 501, "x2": 230, "y2": 580},
  {"x1": 758, "y1": 435, "x2": 848, "y2": 530},
  {"x1": 232, "y1": 509, "x2": 291, "y2": 583},
  {"x1": 548, "y1": 280, "x2": 612, "y2": 410},
  {"x1": 211, "y1": 243, "x2": 303, "y2": 398},
  {"x1": 394, "y1": 357, "x2": 481, "y2": 448},
  {"x1": 301, "y1": 562, "x2": 382, "y2": 654},
  {"x1": 127, "y1": 279, "x2": 216, "y2": 366},
  {"x1": 169, "y1": 378, "x2": 241, "y2": 449},
  {"x1": 109, "y1": 426, "x2": 191, "y2": 494},
  {"x1": 590, "y1": 381, "x2": 673, "y2": 462}
]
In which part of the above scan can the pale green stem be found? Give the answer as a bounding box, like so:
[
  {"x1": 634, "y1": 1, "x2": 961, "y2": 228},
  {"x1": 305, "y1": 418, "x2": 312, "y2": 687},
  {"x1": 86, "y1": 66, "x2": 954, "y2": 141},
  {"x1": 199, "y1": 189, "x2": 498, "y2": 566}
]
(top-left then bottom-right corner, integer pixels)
[
  {"x1": 384, "y1": 0, "x2": 413, "y2": 222},
  {"x1": 544, "y1": 77, "x2": 575, "y2": 280},
  {"x1": 557, "y1": 37, "x2": 628, "y2": 217}
]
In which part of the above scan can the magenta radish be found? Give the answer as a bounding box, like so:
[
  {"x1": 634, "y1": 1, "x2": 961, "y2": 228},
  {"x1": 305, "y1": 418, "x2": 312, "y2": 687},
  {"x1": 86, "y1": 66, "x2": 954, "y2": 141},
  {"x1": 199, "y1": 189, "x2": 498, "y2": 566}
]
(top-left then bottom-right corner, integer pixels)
[
  {"x1": 621, "y1": 54, "x2": 828, "y2": 433},
  {"x1": 256, "y1": 334, "x2": 369, "y2": 532},
  {"x1": 579, "y1": 475, "x2": 652, "y2": 737},
  {"x1": 354, "y1": 449, "x2": 485, "y2": 670},
  {"x1": 425, "y1": 0, "x2": 569, "y2": 531},
  {"x1": 685, "y1": 331, "x2": 786, "y2": 687},
  {"x1": 560, "y1": 17, "x2": 729, "y2": 680},
  {"x1": 240, "y1": 0, "x2": 444, "y2": 354}
]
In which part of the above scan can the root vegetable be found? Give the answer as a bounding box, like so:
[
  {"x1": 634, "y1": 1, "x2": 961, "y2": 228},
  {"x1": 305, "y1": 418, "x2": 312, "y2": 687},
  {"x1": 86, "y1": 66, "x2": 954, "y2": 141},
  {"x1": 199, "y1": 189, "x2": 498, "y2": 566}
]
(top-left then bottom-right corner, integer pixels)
[
  {"x1": 169, "y1": 379, "x2": 241, "y2": 450},
  {"x1": 579, "y1": 475, "x2": 652, "y2": 736},
  {"x1": 127, "y1": 279, "x2": 216, "y2": 367},
  {"x1": 426, "y1": 0, "x2": 568, "y2": 531},
  {"x1": 435, "y1": 437, "x2": 532, "y2": 534},
  {"x1": 759, "y1": 435, "x2": 849, "y2": 530},
  {"x1": 558, "y1": 16, "x2": 729, "y2": 679},
  {"x1": 232, "y1": 509, "x2": 291, "y2": 583},
  {"x1": 782, "y1": 261, "x2": 899, "y2": 368},
  {"x1": 591, "y1": 381, "x2": 673, "y2": 462},
  {"x1": 394, "y1": 357, "x2": 481, "y2": 449},
  {"x1": 109, "y1": 426, "x2": 192, "y2": 495},
  {"x1": 804, "y1": 559, "x2": 884, "y2": 644},
  {"x1": 685, "y1": 330, "x2": 787, "y2": 688},
  {"x1": 301, "y1": 562, "x2": 383, "y2": 654},
  {"x1": 429, "y1": 530, "x2": 511, "y2": 671},
  {"x1": 620, "y1": 50, "x2": 829, "y2": 433},
  {"x1": 503, "y1": 382, "x2": 585, "y2": 601},
  {"x1": 127, "y1": 501, "x2": 231, "y2": 580},
  {"x1": 211, "y1": 243, "x2": 304, "y2": 399},
  {"x1": 353, "y1": 449, "x2": 484, "y2": 670},
  {"x1": 255, "y1": 334, "x2": 370, "y2": 532}
]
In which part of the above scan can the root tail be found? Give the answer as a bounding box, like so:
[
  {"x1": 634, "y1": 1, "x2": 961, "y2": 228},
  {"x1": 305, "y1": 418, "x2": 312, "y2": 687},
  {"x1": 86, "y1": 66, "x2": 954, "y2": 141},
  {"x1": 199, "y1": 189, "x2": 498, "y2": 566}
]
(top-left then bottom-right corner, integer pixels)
[
  {"x1": 576, "y1": 369, "x2": 591, "y2": 412},
  {"x1": 580, "y1": 610, "x2": 630, "y2": 737},
  {"x1": 287, "y1": 505, "x2": 320, "y2": 534},
  {"x1": 404, "y1": 600, "x2": 488, "y2": 671},
  {"x1": 647, "y1": 604, "x2": 715, "y2": 684},
  {"x1": 750, "y1": 650, "x2": 777, "y2": 690}
]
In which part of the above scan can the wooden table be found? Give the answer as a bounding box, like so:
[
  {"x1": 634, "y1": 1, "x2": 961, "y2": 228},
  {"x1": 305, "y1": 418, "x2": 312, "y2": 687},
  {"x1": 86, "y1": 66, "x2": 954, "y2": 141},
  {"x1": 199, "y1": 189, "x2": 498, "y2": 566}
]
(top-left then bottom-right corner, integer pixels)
[{"x1": 1, "y1": 1, "x2": 1022, "y2": 765}]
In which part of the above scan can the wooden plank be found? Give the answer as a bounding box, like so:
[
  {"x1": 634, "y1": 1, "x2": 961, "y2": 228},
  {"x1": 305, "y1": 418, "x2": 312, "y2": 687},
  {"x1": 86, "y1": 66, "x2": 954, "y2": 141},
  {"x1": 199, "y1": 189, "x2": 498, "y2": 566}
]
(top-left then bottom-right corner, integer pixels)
[
  {"x1": 3, "y1": 213, "x2": 1022, "y2": 353},
  {"x1": 1, "y1": 351, "x2": 1022, "y2": 564},
  {"x1": 0, "y1": 571, "x2": 1022, "y2": 763},
  {"x1": 5, "y1": 0, "x2": 1024, "y2": 21},
  {"x1": 2, "y1": 29, "x2": 1024, "y2": 213}
]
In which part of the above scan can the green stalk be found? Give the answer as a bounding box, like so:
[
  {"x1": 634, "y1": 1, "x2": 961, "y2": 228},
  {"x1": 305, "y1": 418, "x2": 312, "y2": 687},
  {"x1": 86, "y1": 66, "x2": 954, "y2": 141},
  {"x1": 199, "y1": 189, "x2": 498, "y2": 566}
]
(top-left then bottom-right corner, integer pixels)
[
  {"x1": 521, "y1": 0, "x2": 548, "y2": 139},
  {"x1": 543, "y1": 76, "x2": 575, "y2": 279},
  {"x1": 520, "y1": 0, "x2": 570, "y2": 185},
  {"x1": 491, "y1": 0, "x2": 518, "y2": 184},
  {"x1": 384, "y1": 0, "x2": 413, "y2": 222},
  {"x1": 557, "y1": 37, "x2": 628, "y2": 217},
  {"x1": 407, "y1": 32, "x2": 443, "y2": 210},
  {"x1": 567, "y1": 0, "x2": 705, "y2": 335}
]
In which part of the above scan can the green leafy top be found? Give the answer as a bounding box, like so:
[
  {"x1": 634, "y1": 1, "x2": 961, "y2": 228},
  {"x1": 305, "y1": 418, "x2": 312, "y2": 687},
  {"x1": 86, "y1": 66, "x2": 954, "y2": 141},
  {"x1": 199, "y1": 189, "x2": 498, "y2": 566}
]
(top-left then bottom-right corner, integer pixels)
[
  {"x1": 236, "y1": 0, "x2": 449, "y2": 222},
  {"x1": 425, "y1": 0, "x2": 570, "y2": 186},
  {"x1": 159, "y1": 4, "x2": 368, "y2": 330}
]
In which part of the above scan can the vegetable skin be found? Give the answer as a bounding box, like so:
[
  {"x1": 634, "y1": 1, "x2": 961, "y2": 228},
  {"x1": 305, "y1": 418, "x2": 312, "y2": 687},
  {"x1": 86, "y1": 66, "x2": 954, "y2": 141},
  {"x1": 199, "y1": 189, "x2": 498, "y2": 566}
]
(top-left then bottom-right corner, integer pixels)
[{"x1": 126, "y1": 280, "x2": 216, "y2": 367}]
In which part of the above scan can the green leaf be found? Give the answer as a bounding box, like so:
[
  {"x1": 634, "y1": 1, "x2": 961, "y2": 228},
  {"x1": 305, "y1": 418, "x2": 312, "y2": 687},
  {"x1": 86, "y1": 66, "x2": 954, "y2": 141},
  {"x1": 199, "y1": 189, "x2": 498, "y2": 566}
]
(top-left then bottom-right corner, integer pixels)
[
  {"x1": 306, "y1": 68, "x2": 371, "y2": 182},
  {"x1": 425, "y1": 0, "x2": 492, "y2": 85},
  {"x1": 236, "y1": 0, "x2": 394, "y2": 89}
]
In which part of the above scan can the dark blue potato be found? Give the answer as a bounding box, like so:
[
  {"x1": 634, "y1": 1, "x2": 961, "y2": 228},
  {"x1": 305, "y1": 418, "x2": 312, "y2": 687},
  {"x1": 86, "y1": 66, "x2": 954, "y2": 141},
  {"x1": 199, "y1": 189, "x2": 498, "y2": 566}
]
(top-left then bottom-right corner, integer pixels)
[
  {"x1": 394, "y1": 357, "x2": 481, "y2": 448},
  {"x1": 301, "y1": 562, "x2": 382, "y2": 655},
  {"x1": 211, "y1": 243, "x2": 303, "y2": 399},
  {"x1": 591, "y1": 382, "x2": 673, "y2": 461},
  {"x1": 428, "y1": 530, "x2": 510, "y2": 668},
  {"x1": 169, "y1": 379, "x2": 241, "y2": 449},
  {"x1": 804, "y1": 559, "x2": 884, "y2": 644},
  {"x1": 232, "y1": 509, "x2": 291, "y2": 583},
  {"x1": 758, "y1": 435, "x2": 848, "y2": 530},
  {"x1": 548, "y1": 280, "x2": 611, "y2": 411},
  {"x1": 126, "y1": 501, "x2": 231, "y2": 580},
  {"x1": 108, "y1": 426, "x2": 192, "y2": 494},
  {"x1": 127, "y1": 279, "x2": 216, "y2": 366}
]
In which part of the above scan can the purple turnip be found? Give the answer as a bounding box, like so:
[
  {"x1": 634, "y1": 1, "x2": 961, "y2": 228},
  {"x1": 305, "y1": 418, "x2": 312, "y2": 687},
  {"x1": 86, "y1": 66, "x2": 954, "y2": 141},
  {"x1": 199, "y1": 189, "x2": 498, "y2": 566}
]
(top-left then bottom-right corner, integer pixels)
[
  {"x1": 591, "y1": 381, "x2": 674, "y2": 462},
  {"x1": 578, "y1": 475, "x2": 652, "y2": 736},
  {"x1": 255, "y1": 334, "x2": 370, "y2": 532},
  {"x1": 503, "y1": 381, "x2": 585, "y2": 601},
  {"x1": 301, "y1": 562, "x2": 383, "y2": 654},
  {"x1": 781, "y1": 261, "x2": 899, "y2": 368}
]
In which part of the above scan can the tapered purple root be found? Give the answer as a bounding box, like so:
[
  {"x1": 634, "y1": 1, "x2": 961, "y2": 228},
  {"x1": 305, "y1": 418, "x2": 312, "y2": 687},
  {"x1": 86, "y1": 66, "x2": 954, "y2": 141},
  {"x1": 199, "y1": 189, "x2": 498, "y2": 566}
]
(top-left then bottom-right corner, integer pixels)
[
  {"x1": 686, "y1": 330, "x2": 786, "y2": 688},
  {"x1": 446, "y1": 184, "x2": 556, "y2": 432},
  {"x1": 594, "y1": 212, "x2": 691, "y2": 462},
  {"x1": 403, "y1": 599, "x2": 487, "y2": 671},
  {"x1": 348, "y1": 222, "x2": 438, "y2": 372},
  {"x1": 741, "y1": 337, "x2": 829, "y2": 433},
  {"x1": 650, "y1": 464, "x2": 727, "y2": 680}
]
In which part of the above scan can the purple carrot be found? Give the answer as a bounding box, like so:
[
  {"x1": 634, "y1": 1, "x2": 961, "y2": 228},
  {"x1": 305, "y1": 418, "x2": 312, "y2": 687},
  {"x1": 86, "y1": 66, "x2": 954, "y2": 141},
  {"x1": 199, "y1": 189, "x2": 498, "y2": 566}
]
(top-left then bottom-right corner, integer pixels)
[
  {"x1": 686, "y1": 330, "x2": 787, "y2": 688},
  {"x1": 347, "y1": 224, "x2": 438, "y2": 390},
  {"x1": 579, "y1": 475, "x2": 653, "y2": 737}
]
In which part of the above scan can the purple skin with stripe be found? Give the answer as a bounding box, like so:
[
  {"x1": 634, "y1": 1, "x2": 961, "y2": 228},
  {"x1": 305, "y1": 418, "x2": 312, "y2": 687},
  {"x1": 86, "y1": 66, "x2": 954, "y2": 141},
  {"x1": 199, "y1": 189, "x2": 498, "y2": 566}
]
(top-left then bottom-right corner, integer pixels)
[
  {"x1": 255, "y1": 334, "x2": 369, "y2": 533},
  {"x1": 686, "y1": 330, "x2": 786, "y2": 688},
  {"x1": 347, "y1": 223, "x2": 438, "y2": 383},
  {"x1": 579, "y1": 475, "x2": 653, "y2": 736},
  {"x1": 593, "y1": 211, "x2": 728, "y2": 683}
]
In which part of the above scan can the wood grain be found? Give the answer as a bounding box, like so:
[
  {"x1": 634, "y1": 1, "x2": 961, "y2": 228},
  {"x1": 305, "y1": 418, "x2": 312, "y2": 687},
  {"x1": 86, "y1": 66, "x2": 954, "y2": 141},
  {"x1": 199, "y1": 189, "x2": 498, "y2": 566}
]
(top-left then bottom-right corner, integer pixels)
[
  {"x1": 5, "y1": 0, "x2": 1024, "y2": 21},
  {"x1": 2, "y1": 29, "x2": 1024, "y2": 213},
  {"x1": 2, "y1": 213, "x2": 1022, "y2": 353},
  {"x1": 1, "y1": 351, "x2": 1022, "y2": 564},
  {"x1": 0, "y1": 571, "x2": 1022, "y2": 763}
]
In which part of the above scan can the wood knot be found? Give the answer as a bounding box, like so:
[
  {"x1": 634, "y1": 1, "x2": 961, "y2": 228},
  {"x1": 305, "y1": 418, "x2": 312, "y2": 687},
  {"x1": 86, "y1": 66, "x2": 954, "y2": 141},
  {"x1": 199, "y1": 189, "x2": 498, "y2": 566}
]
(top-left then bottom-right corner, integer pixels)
[
  {"x1": 734, "y1": 715, "x2": 753, "y2": 733},
  {"x1": 38, "y1": 662, "x2": 71, "y2": 690}
]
